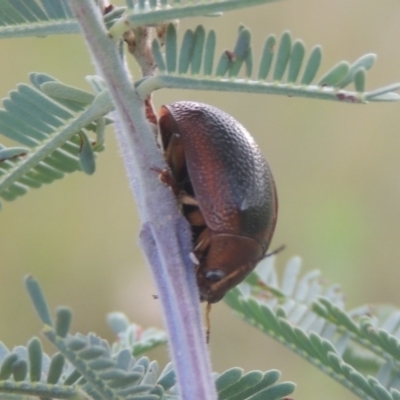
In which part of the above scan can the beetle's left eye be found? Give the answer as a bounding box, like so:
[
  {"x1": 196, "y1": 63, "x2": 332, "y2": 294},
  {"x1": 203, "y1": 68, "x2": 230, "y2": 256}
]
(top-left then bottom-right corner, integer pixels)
[{"x1": 204, "y1": 270, "x2": 226, "y2": 282}]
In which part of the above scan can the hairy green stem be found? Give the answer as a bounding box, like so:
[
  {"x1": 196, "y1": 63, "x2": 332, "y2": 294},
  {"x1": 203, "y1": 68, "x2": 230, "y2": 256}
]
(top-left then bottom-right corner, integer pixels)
[{"x1": 68, "y1": 2, "x2": 217, "y2": 399}]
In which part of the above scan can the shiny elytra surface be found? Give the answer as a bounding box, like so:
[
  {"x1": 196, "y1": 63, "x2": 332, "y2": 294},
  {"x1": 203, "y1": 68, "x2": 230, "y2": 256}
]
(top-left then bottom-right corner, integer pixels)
[
  {"x1": 160, "y1": 101, "x2": 278, "y2": 303},
  {"x1": 160, "y1": 101, "x2": 277, "y2": 248}
]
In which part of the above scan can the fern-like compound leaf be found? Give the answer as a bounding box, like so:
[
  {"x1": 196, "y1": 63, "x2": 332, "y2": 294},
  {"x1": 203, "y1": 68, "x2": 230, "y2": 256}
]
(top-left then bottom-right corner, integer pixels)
[
  {"x1": 110, "y1": 0, "x2": 281, "y2": 37},
  {"x1": 137, "y1": 25, "x2": 400, "y2": 104},
  {"x1": 0, "y1": 340, "x2": 81, "y2": 399},
  {"x1": 0, "y1": 276, "x2": 297, "y2": 400},
  {"x1": 108, "y1": 312, "x2": 168, "y2": 357},
  {"x1": 225, "y1": 256, "x2": 400, "y2": 400},
  {"x1": 215, "y1": 367, "x2": 295, "y2": 400},
  {"x1": 0, "y1": 73, "x2": 114, "y2": 208},
  {"x1": 24, "y1": 275, "x2": 53, "y2": 326},
  {"x1": 0, "y1": 0, "x2": 125, "y2": 38}
]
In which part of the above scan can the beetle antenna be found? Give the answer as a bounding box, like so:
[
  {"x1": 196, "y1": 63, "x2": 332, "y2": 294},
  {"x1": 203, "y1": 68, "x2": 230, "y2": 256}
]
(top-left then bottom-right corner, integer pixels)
[
  {"x1": 205, "y1": 302, "x2": 212, "y2": 344},
  {"x1": 265, "y1": 244, "x2": 286, "y2": 258}
]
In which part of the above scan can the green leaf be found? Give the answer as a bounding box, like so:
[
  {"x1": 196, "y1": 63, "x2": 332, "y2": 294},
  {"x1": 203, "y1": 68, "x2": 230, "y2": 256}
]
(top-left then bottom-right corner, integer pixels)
[
  {"x1": 107, "y1": 312, "x2": 131, "y2": 334},
  {"x1": 191, "y1": 25, "x2": 206, "y2": 75},
  {"x1": 228, "y1": 27, "x2": 252, "y2": 78},
  {"x1": 89, "y1": 357, "x2": 115, "y2": 371},
  {"x1": 78, "y1": 346, "x2": 107, "y2": 360},
  {"x1": 365, "y1": 83, "x2": 400, "y2": 101},
  {"x1": 216, "y1": 51, "x2": 232, "y2": 77},
  {"x1": 67, "y1": 337, "x2": 87, "y2": 351},
  {"x1": 203, "y1": 30, "x2": 216, "y2": 76},
  {"x1": 157, "y1": 363, "x2": 176, "y2": 391},
  {"x1": 0, "y1": 146, "x2": 29, "y2": 162},
  {"x1": 0, "y1": 2, "x2": 76, "y2": 38},
  {"x1": 218, "y1": 371, "x2": 263, "y2": 399},
  {"x1": 78, "y1": 130, "x2": 96, "y2": 175},
  {"x1": 24, "y1": 275, "x2": 53, "y2": 326},
  {"x1": 224, "y1": 256, "x2": 400, "y2": 399},
  {"x1": 144, "y1": 26, "x2": 400, "y2": 104},
  {"x1": 0, "y1": 74, "x2": 113, "y2": 204},
  {"x1": 273, "y1": 31, "x2": 291, "y2": 81},
  {"x1": 107, "y1": 313, "x2": 167, "y2": 357},
  {"x1": 55, "y1": 307, "x2": 72, "y2": 338},
  {"x1": 12, "y1": 359, "x2": 28, "y2": 381},
  {"x1": 247, "y1": 382, "x2": 296, "y2": 400},
  {"x1": 215, "y1": 368, "x2": 243, "y2": 392},
  {"x1": 178, "y1": 29, "x2": 195, "y2": 74},
  {"x1": 317, "y1": 61, "x2": 350, "y2": 87},
  {"x1": 258, "y1": 35, "x2": 276, "y2": 80},
  {"x1": 392, "y1": 390, "x2": 400, "y2": 400},
  {"x1": 47, "y1": 353, "x2": 65, "y2": 384},
  {"x1": 301, "y1": 45, "x2": 322, "y2": 85},
  {"x1": 337, "y1": 53, "x2": 376, "y2": 88},
  {"x1": 369, "y1": 377, "x2": 392, "y2": 400},
  {"x1": 115, "y1": 0, "x2": 283, "y2": 33},
  {"x1": 0, "y1": 0, "x2": 124, "y2": 38},
  {"x1": 245, "y1": 47, "x2": 253, "y2": 78},
  {"x1": 166, "y1": 23, "x2": 178, "y2": 73},
  {"x1": 27, "y1": 337, "x2": 42, "y2": 382},
  {"x1": 17, "y1": 277, "x2": 302, "y2": 399},
  {"x1": 287, "y1": 40, "x2": 305, "y2": 83},
  {"x1": 152, "y1": 39, "x2": 166, "y2": 73},
  {"x1": 41, "y1": 82, "x2": 96, "y2": 104},
  {"x1": 0, "y1": 353, "x2": 18, "y2": 380}
]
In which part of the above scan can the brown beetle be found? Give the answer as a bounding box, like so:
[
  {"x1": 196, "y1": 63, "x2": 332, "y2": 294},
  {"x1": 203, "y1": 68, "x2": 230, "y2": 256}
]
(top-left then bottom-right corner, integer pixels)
[{"x1": 159, "y1": 101, "x2": 278, "y2": 304}]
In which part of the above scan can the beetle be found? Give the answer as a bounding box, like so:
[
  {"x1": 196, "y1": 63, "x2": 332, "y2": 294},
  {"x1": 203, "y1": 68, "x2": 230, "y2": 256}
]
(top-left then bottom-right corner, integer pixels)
[{"x1": 158, "y1": 101, "x2": 278, "y2": 304}]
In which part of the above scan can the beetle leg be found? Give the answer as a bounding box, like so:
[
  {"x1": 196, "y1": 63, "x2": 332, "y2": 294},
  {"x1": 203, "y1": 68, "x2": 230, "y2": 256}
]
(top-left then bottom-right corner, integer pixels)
[
  {"x1": 186, "y1": 208, "x2": 206, "y2": 226},
  {"x1": 194, "y1": 227, "x2": 211, "y2": 253},
  {"x1": 151, "y1": 167, "x2": 181, "y2": 196},
  {"x1": 205, "y1": 302, "x2": 212, "y2": 343},
  {"x1": 144, "y1": 96, "x2": 158, "y2": 128},
  {"x1": 153, "y1": 167, "x2": 200, "y2": 208},
  {"x1": 189, "y1": 252, "x2": 200, "y2": 265},
  {"x1": 264, "y1": 244, "x2": 286, "y2": 258},
  {"x1": 179, "y1": 193, "x2": 199, "y2": 206},
  {"x1": 164, "y1": 132, "x2": 187, "y2": 183}
]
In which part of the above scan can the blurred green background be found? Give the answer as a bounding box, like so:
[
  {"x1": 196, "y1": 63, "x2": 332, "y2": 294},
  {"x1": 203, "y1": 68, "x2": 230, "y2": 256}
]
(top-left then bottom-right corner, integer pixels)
[{"x1": 1, "y1": 1, "x2": 400, "y2": 399}]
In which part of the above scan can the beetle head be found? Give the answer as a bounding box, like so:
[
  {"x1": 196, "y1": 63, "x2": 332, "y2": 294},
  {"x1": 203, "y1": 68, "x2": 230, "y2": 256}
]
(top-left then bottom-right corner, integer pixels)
[{"x1": 197, "y1": 233, "x2": 265, "y2": 303}]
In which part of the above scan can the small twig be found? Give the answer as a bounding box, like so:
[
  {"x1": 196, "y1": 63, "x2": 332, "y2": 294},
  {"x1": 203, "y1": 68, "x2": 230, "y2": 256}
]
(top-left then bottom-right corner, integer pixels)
[{"x1": 124, "y1": 26, "x2": 156, "y2": 77}]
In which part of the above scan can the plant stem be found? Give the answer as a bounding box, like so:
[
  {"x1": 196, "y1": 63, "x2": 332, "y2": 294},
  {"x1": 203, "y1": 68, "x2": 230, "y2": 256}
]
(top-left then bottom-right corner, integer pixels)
[{"x1": 69, "y1": 2, "x2": 217, "y2": 399}]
